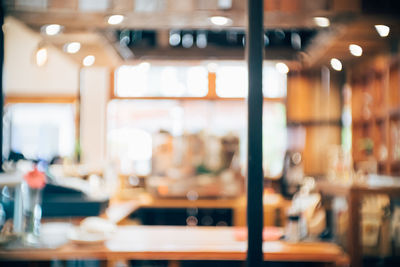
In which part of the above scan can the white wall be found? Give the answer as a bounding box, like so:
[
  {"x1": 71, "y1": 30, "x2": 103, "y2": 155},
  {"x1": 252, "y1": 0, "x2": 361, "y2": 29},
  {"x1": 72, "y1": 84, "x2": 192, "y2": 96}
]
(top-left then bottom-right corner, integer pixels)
[
  {"x1": 80, "y1": 67, "x2": 109, "y2": 169},
  {"x1": 3, "y1": 17, "x2": 79, "y2": 96}
]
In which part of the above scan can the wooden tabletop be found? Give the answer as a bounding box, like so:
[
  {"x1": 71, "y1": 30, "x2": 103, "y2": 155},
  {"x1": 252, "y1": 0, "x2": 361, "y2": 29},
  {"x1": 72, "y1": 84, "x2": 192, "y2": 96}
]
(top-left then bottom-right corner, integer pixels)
[
  {"x1": 0, "y1": 226, "x2": 346, "y2": 263},
  {"x1": 317, "y1": 175, "x2": 400, "y2": 197}
]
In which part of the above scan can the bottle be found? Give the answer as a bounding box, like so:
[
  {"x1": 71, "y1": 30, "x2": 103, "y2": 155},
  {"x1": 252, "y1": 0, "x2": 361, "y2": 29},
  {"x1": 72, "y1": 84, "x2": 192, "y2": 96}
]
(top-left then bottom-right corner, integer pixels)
[{"x1": 285, "y1": 208, "x2": 301, "y2": 243}]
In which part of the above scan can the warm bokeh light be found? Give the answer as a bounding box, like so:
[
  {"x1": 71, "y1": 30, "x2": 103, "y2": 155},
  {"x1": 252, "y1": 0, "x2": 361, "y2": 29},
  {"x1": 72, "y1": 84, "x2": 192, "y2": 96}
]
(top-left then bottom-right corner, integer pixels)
[
  {"x1": 64, "y1": 42, "x2": 81, "y2": 54},
  {"x1": 108, "y1": 15, "x2": 124, "y2": 25},
  {"x1": 275, "y1": 62, "x2": 289, "y2": 74},
  {"x1": 209, "y1": 16, "x2": 232, "y2": 26},
  {"x1": 375, "y1": 25, "x2": 390, "y2": 37},
  {"x1": 43, "y1": 24, "x2": 62, "y2": 36},
  {"x1": 349, "y1": 44, "x2": 362, "y2": 57},
  {"x1": 313, "y1": 17, "x2": 330, "y2": 27},
  {"x1": 330, "y1": 58, "x2": 342, "y2": 71},
  {"x1": 35, "y1": 47, "x2": 48, "y2": 67},
  {"x1": 83, "y1": 55, "x2": 95, "y2": 67}
]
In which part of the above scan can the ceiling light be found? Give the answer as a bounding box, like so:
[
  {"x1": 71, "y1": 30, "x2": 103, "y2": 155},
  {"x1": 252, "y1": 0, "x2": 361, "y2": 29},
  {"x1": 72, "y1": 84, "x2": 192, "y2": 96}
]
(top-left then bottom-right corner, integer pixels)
[
  {"x1": 375, "y1": 25, "x2": 390, "y2": 37},
  {"x1": 36, "y1": 47, "x2": 48, "y2": 67},
  {"x1": 196, "y1": 32, "x2": 207, "y2": 48},
  {"x1": 108, "y1": 15, "x2": 124, "y2": 25},
  {"x1": 274, "y1": 29, "x2": 285, "y2": 40},
  {"x1": 276, "y1": 62, "x2": 289, "y2": 74},
  {"x1": 330, "y1": 58, "x2": 342, "y2": 71},
  {"x1": 313, "y1": 17, "x2": 330, "y2": 27},
  {"x1": 209, "y1": 16, "x2": 232, "y2": 26},
  {"x1": 64, "y1": 42, "x2": 81, "y2": 54},
  {"x1": 291, "y1": 32, "x2": 301, "y2": 50},
  {"x1": 83, "y1": 55, "x2": 95, "y2": 67},
  {"x1": 182, "y1": 33, "x2": 194, "y2": 48},
  {"x1": 264, "y1": 34, "x2": 269, "y2": 46},
  {"x1": 43, "y1": 24, "x2": 62, "y2": 36},
  {"x1": 169, "y1": 31, "x2": 181, "y2": 46},
  {"x1": 218, "y1": 0, "x2": 232, "y2": 9},
  {"x1": 349, "y1": 44, "x2": 362, "y2": 57}
]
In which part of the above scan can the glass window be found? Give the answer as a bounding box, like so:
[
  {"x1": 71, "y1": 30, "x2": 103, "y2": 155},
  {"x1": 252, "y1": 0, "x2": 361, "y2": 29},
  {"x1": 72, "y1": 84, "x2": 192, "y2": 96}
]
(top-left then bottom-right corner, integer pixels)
[
  {"x1": 116, "y1": 64, "x2": 150, "y2": 97},
  {"x1": 263, "y1": 102, "x2": 287, "y2": 177},
  {"x1": 263, "y1": 63, "x2": 287, "y2": 98},
  {"x1": 216, "y1": 63, "x2": 248, "y2": 98},
  {"x1": 215, "y1": 61, "x2": 287, "y2": 98},
  {"x1": 115, "y1": 63, "x2": 208, "y2": 97},
  {"x1": 4, "y1": 103, "x2": 75, "y2": 161},
  {"x1": 107, "y1": 100, "x2": 286, "y2": 177}
]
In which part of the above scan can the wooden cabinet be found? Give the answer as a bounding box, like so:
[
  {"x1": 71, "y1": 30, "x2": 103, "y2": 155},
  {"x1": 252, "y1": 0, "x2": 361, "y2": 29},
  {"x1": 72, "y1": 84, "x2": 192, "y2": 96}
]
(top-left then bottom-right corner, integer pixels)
[{"x1": 287, "y1": 70, "x2": 342, "y2": 176}]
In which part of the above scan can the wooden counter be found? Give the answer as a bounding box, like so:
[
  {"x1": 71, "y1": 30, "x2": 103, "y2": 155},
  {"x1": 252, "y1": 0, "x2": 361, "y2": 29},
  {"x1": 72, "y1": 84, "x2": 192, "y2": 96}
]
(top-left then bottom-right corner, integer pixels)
[{"x1": 0, "y1": 226, "x2": 347, "y2": 265}]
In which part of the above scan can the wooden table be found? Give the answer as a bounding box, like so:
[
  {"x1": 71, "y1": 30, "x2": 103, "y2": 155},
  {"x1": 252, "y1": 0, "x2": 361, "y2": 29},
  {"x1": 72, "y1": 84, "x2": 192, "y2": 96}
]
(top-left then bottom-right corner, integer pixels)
[
  {"x1": 317, "y1": 177, "x2": 400, "y2": 267},
  {"x1": 0, "y1": 226, "x2": 347, "y2": 266}
]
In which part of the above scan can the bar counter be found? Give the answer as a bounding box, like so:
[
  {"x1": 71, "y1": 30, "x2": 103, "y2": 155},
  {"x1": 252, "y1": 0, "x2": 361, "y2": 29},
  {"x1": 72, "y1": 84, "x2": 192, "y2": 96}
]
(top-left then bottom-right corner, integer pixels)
[{"x1": 0, "y1": 226, "x2": 348, "y2": 265}]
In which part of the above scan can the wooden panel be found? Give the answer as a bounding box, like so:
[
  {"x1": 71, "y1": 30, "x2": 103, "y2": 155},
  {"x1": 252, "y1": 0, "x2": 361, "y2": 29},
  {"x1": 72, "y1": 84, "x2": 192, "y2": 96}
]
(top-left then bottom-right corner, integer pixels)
[
  {"x1": 5, "y1": 95, "x2": 77, "y2": 104},
  {"x1": 49, "y1": 0, "x2": 78, "y2": 10},
  {"x1": 279, "y1": 0, "x2": 301, "y2": 13},
  {"x1": 287, "y1": 71, "x2": 341, "y2": 122},
  {"x1": 332, "y1": 0, "x2": 361, "y2": 12},
  {"x1": 351, "y1": 82, "x2": 367, "y2": 121},
  {"x1": 287, "y1": 73, "x2": 314, "y2": 120},
  {"x1": 264, "y1": 0, "x2": 331, "y2": 12},
  {"x1": 389, "y1": 64, "x2": 400, "y2": 109},
  {"x1": 303, "y1": 125, "x2": 341, "y2": 176},
  {"x1": 111, "y1": 0, "x2": 133, "y2": 12},
  {"x1": 287, "y1": 71, "x2": 342, "y2": 176}
]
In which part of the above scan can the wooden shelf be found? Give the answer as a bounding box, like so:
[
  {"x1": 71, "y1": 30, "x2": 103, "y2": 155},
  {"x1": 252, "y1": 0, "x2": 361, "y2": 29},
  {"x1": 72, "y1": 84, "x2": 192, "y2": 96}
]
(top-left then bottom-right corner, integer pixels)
[{"x1": 351, "y1": 56, "x2": 400, "y2": 177}]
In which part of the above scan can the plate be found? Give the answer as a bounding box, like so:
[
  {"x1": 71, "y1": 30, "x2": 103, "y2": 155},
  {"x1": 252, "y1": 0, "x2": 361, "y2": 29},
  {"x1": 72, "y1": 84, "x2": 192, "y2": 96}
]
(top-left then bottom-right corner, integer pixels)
[
  {"x1": 67, "y1": 227, "x2": 108, "y2": 245},
  {"x1": 40, "y1": 222, "x2": 72, "y2": 248}
]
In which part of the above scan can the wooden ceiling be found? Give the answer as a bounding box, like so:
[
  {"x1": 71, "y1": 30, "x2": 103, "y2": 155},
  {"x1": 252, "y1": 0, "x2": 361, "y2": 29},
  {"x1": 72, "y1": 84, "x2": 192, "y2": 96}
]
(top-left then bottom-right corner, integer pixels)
[{"x1": 4, "y1": 0, "x2": 400, "y2": 68}]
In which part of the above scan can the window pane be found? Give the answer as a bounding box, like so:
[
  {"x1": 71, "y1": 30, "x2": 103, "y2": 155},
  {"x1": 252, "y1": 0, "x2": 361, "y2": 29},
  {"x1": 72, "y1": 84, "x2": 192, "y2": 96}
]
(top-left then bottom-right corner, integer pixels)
[
  {"x1": 115, "y1": 63, "x2": 208, "y2": 97},
  {"x1": 216, "y1": 63, "x2": 248, "y2": 98},
  {"x1": 263, "y1": 63, "x2": 287, "y2": 98},
  {"x1": 116, "y1": 64, "x2": 150, "y2": 97},
  {"x1": 215, "y1": 61, "x2": 287, "y2": 98},
  {"x1": 263, "y1": 102, "x2": 287, "y2": 177},
  {"x1": 5, "y1": 103, "x2": 75, "y2": 161},
  {"x1": 186, "y1": 66, "x2": 208, "y2": 97}
]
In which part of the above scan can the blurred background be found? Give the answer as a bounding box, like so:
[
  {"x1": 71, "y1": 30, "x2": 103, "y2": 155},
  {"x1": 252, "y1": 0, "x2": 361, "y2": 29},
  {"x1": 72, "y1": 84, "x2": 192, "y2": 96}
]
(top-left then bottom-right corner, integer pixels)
[{"x1": 1, "y1": 0, "x2": 400, "y2": 267}]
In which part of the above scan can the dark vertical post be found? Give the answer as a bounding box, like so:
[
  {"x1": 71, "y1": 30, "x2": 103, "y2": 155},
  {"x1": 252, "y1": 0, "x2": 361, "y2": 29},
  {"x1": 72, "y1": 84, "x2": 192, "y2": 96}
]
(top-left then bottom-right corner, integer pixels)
[
  {"x1": 76, "y1": 68, "x2": 82, "y2": 163},
  {"x1": 0, "y1": 3, "x2": 5, "y2": 171},
  {"x1": 246, "y1": 0, "x2": 264, "y2": 266}
]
